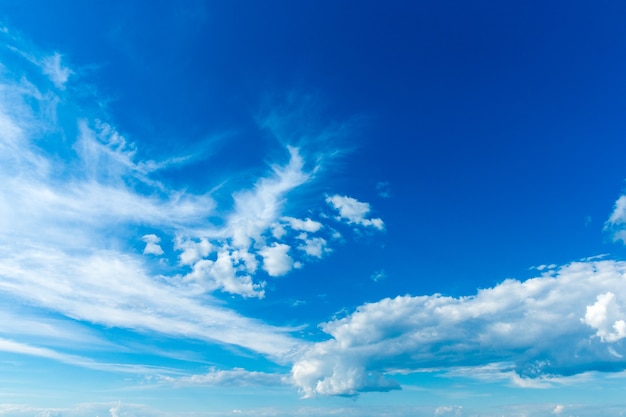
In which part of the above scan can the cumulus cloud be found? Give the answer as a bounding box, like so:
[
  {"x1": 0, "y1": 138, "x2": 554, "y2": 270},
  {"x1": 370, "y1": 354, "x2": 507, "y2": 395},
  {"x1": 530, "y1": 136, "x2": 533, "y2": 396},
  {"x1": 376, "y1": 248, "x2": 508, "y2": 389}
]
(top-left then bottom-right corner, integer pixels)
[
  {"x1": 326, "y1": 195, "x2": 384, "y2": 230},
  {"x1": 291, "y1": 260, "x2": 626, "y2": 397},
  {"x1": 142, "y1": 234, "x2": 164, "y2": 255},
  {"x1": 582, "y1": 292, "x2": 626, "y2": 342},
  {"x1": 0, "y1": 31, "x2": 397, "y2": 389},
  {"x1": 185, "y1": 250, "x2": 264, "y2": 298},
  {"x1": 282, "y1": 216, "x2": 323, "y2": 232},
  {"x1": 259, "y1": 243, "x2": 295, "y2": 277},
  {"x1": 174, "y1": 236, "x2": 213, "y2": 265},
  {"x1": 297, "y1": 236, "x2": 330, "y2": 258}
]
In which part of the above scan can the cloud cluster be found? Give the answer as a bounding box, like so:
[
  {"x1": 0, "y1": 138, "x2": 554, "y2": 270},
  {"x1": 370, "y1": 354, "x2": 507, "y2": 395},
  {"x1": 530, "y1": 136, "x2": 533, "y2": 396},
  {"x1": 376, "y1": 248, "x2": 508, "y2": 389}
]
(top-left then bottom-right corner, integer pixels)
[
  {"x1": 291, "y1": 260, "x2": 626, "y2": 396},
  {"x1": 0, "y1": 30, "x2": 388, "y2": 375}
]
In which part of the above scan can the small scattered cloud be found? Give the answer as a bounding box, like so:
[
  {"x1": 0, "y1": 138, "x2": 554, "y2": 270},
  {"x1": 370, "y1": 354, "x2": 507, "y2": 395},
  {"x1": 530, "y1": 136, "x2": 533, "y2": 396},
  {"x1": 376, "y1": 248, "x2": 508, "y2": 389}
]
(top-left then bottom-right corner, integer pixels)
[
  {"x1": 109, "y1": 404, "x2": 120, "y2": 417},
  {"x1": 326, "y1": 194, "x2": 384, "y2": 230},
  {"x1": 376, "y1": 181, "x2": 391, "y2": 198},
  {"x1": 297, "y1": 236, "x2": 331, "y2": 258},
  {"x1": 434, "y1": 406, "x2": 463, "y2": 416},
  {"x1": 370, "y1": 269, "x2": 387, "y2": 282},
  {"x1": 531, "y1": 264, "x2": 557, "y2": 271},
  {"x1": 259, "y1": 243, "x2": 294, "y2": 277},
  {"x1": 282, "y1": 216, "x2": 323, "y2": 233},
  {"x1": 142, "y1": 234, "x2": 164, "y2": 256},
  {"x1": 552, "y1": 404, "x2": 565, "y2": 414}
]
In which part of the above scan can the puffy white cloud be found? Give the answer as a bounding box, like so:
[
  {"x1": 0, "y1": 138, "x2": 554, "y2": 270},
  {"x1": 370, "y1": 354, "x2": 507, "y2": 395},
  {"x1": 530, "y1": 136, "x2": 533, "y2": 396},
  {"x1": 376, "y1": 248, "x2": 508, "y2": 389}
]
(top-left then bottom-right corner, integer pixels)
[
  {"x1": 259, "y1": 243, "x2": 294, "y2": 277},
  {"x1": 186, "y1": 250, "x2": 264, "y2": 298},
  {"x1": 291, "y1": 260, "x2": 626, "y2": 396},
  {"x1": 282, "y1": 216, "x2": 323, "y2": 232},
  {"x1": 174, "y1": 237, "x2": 213, "y2": 265},
  {"x1": 582, "y1": 292, "x2": 626, "y2": 342},
  {"x1": 297, "y1": 236, "x2": 330, "y2": 258},
  {"x1": 142, "y1": 234, "x2": 164, "y2": 256},
  {"x1": 326, "y1": 195, "x2": 384, "y2": 230}
]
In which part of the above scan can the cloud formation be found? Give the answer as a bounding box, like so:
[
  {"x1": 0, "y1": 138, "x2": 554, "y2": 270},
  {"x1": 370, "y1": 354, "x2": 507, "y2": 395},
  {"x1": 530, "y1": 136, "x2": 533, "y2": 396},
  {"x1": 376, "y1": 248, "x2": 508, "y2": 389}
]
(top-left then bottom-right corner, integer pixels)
[
  {"x1": 0, "y1": 30, "x2": 390, "y2": 380},
  {"x1": 326, "y1": 195, "x2": 384, "y2": 230},
  {"x1": 291, "y1": 260, "x2": 626, "y2": 396},
  {"x1": 142, "y1": 234, "x2": 164, "y2": 255},
  {"x1": 605, "y1": 195, "x2": 626, "y2": 243},
  {"x1": 161, "y1": 367, "x2": 288, "y2": 387}
]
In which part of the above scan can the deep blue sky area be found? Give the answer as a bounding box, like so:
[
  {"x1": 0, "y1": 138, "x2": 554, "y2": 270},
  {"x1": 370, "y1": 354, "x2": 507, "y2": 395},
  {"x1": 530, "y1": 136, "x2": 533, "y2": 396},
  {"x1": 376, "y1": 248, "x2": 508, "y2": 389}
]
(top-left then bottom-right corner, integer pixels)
[{"x1": 3, "y1": 2, "x2": 626, "y2": 416}]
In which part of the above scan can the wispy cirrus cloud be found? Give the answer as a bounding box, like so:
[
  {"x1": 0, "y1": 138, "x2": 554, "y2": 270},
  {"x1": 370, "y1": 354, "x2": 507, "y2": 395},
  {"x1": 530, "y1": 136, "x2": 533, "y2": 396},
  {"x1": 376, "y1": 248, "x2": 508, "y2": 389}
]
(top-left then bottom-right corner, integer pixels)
[
  {"x1": 0, "y1": 30, "x2": 387, "y2": 378},
  {"x1": 159, "y1": 367, "x2": 289, "y2": 387},
  {"x1": 0, "y1": 337, "x2": 178, "y2": 375}
]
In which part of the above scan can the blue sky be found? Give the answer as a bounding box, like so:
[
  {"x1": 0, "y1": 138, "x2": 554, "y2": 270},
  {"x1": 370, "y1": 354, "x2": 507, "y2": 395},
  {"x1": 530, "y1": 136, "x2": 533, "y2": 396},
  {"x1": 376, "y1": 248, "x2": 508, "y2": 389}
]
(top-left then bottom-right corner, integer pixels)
[{"x1": 2, "y1": 1, "x2": 626, "y2": 416}]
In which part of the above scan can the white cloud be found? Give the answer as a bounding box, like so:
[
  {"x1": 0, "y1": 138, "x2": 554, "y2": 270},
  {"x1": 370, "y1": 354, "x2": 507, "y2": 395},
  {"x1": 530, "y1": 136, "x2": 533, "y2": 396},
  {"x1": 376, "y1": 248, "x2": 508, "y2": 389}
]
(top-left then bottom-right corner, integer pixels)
[
  {"x1": 5, "y1": 41, "x2": 72, "y2": 90},
  {"x1": 326, "y1": 195, "x2": 384, "y2": 230},
  {"x1": 41, "y1": 52, "x2": 73, "y2": 89},
  {"x1": 0, "y1": 245, "x2": 301, "y2": 357},
  {"x1": 174, "y1": 237, "x2": 213, "y2": 265},
  {"x1": 605, "y1": 195, "x2": 626, "y2": 243},
  {"x1": 552, "y1": 404, "x2": 564, "y2": 414},
  {"x1": 161, "y1": 367, "x2": 287, "y2": 387},
  {"x1": 297, "y1": 236, "x2": 330, "y2": 258},
  {"x1": 228, "y1": 147, "x2": 311, "y2": 250},
  {"x1": 0, "y1": 337, "x2": 170, "y2": 374},
  {"x1": 259, "y1": 243, "x2": 294, "y2": 277},
  {"x1": 142, "y1": 234, "x2": 164, "y2": 256},
  {"x1": 582, "y1": 292, "x2": 626, "y2": 342},
  {"x1": 185, "y1": 250, "x2": 264, "y2": 298},
  {"x1": 291, "y1": 260, "x2": 626, "y2": 397},
  {"x1": 109, "y1": 405, "x2": 120, "y2": 417},
  {"x1": 282, "y1": 216, "x2": 323, "y2": 232}
]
